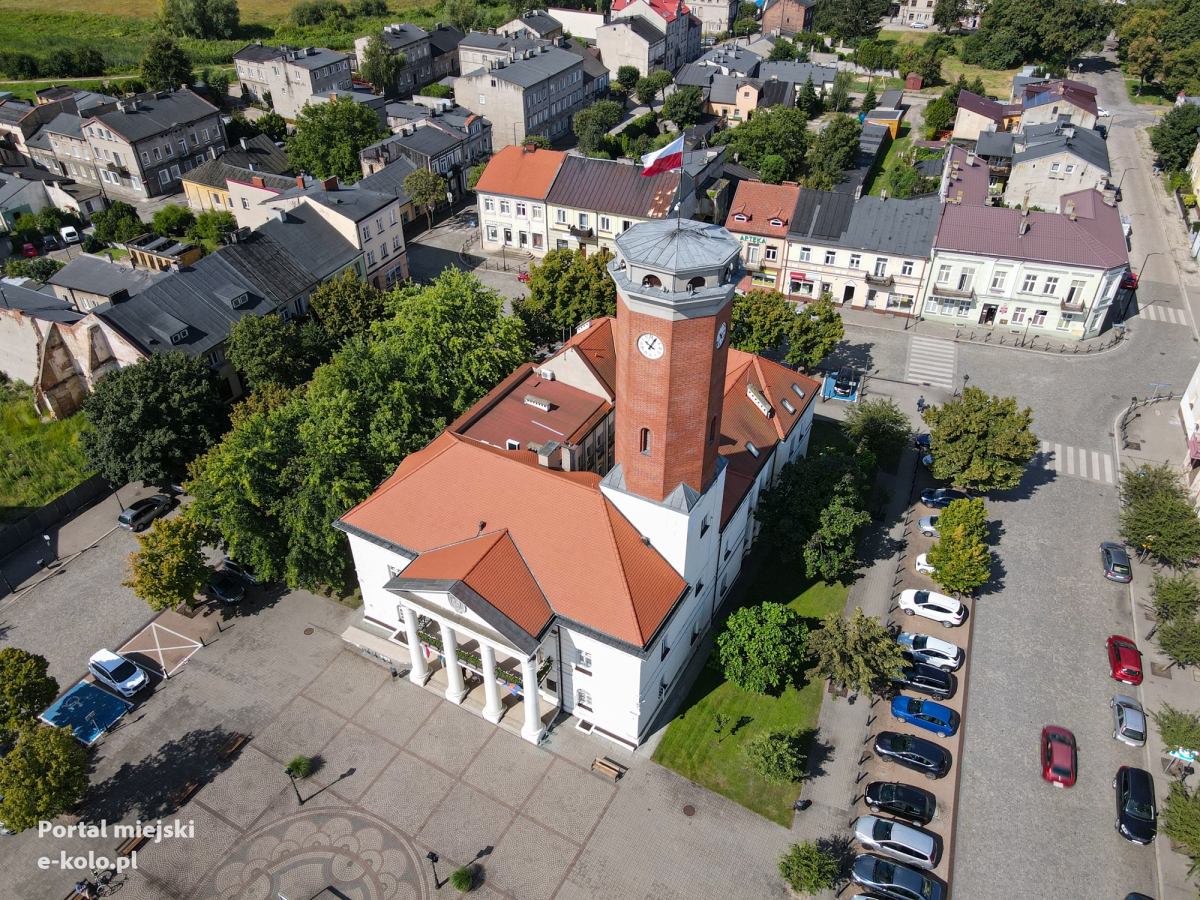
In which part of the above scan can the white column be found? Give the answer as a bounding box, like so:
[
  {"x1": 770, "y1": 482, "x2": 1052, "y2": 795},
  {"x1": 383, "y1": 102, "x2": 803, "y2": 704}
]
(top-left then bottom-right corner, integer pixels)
[
  {"x1": 403, "y1": 606, "x2": 430, "y2": 686},
  {"x1": 440, "y1": 620, "x2": 469, "y2": 704},
  {"x1": 480, "y1": 644, "x2": 504, "y2": 724},
  {"x1": 520, "y1": 655, "x2": 543, "y2": 744}
]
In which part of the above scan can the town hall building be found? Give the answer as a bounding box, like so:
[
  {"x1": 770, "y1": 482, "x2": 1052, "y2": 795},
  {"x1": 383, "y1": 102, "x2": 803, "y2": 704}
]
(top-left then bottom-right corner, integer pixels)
[{"x1": 336, "y1": 219, "x2": 819, "y2": 749}]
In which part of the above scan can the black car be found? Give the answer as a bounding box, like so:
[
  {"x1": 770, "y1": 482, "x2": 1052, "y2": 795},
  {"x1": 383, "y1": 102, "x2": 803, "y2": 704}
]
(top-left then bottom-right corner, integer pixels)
[
  {"x1": 1100, "y1": 541, "x2": 1133, "y2": 583},
  {"x1": 1114, "y1": 766, "x2": 1157, "y2": 845},
  {"x1": 117, "y1": 495, "x2": 172, "y2": 532},
  {"x1": 834, "y1": 366, "x2": 856, "y2": 397},
  {"x1": 41, "y1": 234, "x2": 59, "y2": 252},
  {"x1": 864, "y1": 781, "x2": 936, "y2": 825},
  {"x1": 874, "y1": 731, "x2": 951, "y2": 780},
  {"x1": 891, "y1": 663, "x2": 956, "y2": 701},
  {"x1": 919, "y1": 488, "x2": 970, "y2": 509},
  {"x1": 207, "y1": 572, "x2": 246, "y2": 605}
]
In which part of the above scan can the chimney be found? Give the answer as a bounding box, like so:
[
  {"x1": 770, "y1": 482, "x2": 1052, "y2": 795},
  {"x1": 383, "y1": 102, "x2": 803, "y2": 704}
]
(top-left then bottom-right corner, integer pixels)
[
  {"x1": 239, "y1": 137, "x2": 249, "y2": 150},
  {"x1": 268, "y1": 208, "x2": 286, "y2": 223},
  {"x1": 1018, "y1": 219, "x2": 1030, "y2": 236},
  {"x1": 523, "y1": 142, "x2": 538, "y2": 152},
  {"x1": 537, "y1": 440, "x2": 562, "y2": 469},
  {"x1": 321, "y1": 175, "x2": 339, "y2": 191},
  {"x1": 252, "y1": 175, "x2": 265, "y2": 187},
  {"x1": 881, "y1": 189, "x2": 888, "y2": 200},
  {"x1": 1066, "y1": 200, "x2": 1076, "y2": 220},
  {"x1": 295, "y1": 175, "x2": 306, "y2": 188}
]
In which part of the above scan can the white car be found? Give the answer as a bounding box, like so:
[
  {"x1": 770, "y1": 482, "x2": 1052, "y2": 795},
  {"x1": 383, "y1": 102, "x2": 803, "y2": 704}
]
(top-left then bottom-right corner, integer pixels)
[
  {"x1": 854, "y1": 815, "x2": 940, "y2": 869},
  {"x1": 1098, "y1": 106, "x2": 1111, "y2": 117},
  {"x1": 1112, "y1": 695, "x2": 1147, "y2": 747},
  {"x1": 897, "y1": 633, "x2": 963, "y2": 670},
  {"x1": 910, "y1": 21, "x2": 929, "y2": 28},
  {"x1": 915, "y1": 553, "x2": 936, "y2": 575},
  {"x1": 898, "y1": 589, "x2": 965, "y2": 628},
  {"x1": 88, "y1": 649, "x2": 149, "y2": 697},
  {"x1": 59, "y1": 225, "x2": 80, "y2": 244}
]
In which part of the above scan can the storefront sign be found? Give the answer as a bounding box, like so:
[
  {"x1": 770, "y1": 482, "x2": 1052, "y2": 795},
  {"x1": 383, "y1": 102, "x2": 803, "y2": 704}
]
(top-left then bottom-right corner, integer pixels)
[{"x1": 739, "y1": 235, "x2": 766, "y2": 244}]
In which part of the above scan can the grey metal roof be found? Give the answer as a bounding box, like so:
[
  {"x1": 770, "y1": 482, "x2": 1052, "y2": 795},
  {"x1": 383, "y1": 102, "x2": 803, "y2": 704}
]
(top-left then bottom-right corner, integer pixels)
[
  {"x1": 256, "y1": 206, "x2": 362, "y2": 281},
  {"x1": 835, "y1": 196, "x2": 939, "y2": 258},
  {"x1": 282, "y1": 47, "x2": 347, "y2": 70},
  {"x1": 614, "y1": 219, "x2": 741, "y2": 272},
  {"x1": 380, "y1": 23, "x2": 430, "y2": 50},
  {"x1": 788, "y1": 189, "x2": 854, "y2": 241},
  {"x1": 1022, "y1": 123, "x2": 1109, "y2": 170},
  {"x1": 489, "y1": 47, "x2": 582, "y2": 88},
  {"x1": 429, "y1": 24, "x2": 466, "y2": 55},
  {"x1": 185, "y1": 156, "x2": 297, "y2": 192},
  {"x1": 0, "y1": 101, "x2": 35, "y2": 125},
  {"x1": 271, "y1": 180, "x2": 395, "y2": 220},
  {"x1": 233, "y1": 43, "x2": 282, "y2": 63},
  {"x1": 759, "y1": 79, "x2": 794, "y2": 108},
  {"x1": 878, "y1": 89, "x2": 903, "y2": 110},
  {"x1": 385, "y1": 102, "x2": 428, "y2": 123},
  {"x1": 394, "y1": 124, "x2": 462, "y2": 157},
  {"x1": 47, "y1": 254, "x2": 167, "y2": 298},
  {"x1": 0, "y1": 281, "x2": 83, "y2": 322},
  {"x1": 43, "y1": 113, "x2": 85, "y2": 139},
  {"x1": 757, "y1": 61, "x2": 836, "y2": 86},
  {"x1": 697, "y1": 44, "x2": 762, "y2": 74},
  {"x1": 564, "y1": 38, "x2": 609, "y2": 80},
  {"x1": 708, "y1": 75, "x2": 761, "y2": 105},
  {"x1": 357, "y1": 156, "x2": 420, "y2": 205},
  {"x1": 88, "y1": 89, "x2": 220, "y2": 144},
  {"x1": 545, "y1": 155, "x2": 679, "y2": 218},
  {"x1": 510, "y1": 11, "x2": 563, "y2": 36},
  {"x1": 975, "y1": 131, "x2": 1017, "y2": 158},
  {"x1": 614, "y1": 15, "x2": 664, "y2": 44},
  {"x1": 220, "y1": 133, "x2": 291, "y2": 174},
  {"x1": 458, "y1": 32, "x2": 542, "y2": 52},
  {"x1": 675, "y1": 63, "x2": 716, "y2": 88}
]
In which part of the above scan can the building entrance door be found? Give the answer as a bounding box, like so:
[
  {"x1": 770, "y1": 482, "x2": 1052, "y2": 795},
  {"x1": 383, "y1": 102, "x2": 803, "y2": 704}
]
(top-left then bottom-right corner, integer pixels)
[
  {"x1": 503, "y1": 228, "x2": 513, "y2": 246},
  {"x1": 519, "y1": 231, "x2": 528, "y2": 248},
  {"x1": 979, "y1": 304, "x2": 998, "y2": 326},
  {"x1": 842, "y1": 284, "x2": 855, "y2": 304}
]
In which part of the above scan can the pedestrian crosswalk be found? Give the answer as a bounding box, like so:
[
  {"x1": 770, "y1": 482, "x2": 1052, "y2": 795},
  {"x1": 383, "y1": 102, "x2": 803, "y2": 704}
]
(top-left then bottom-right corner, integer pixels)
[
  {"x1": 1037, "y1": 441, "x2": 1115, "y2": 484},
  {"x1": 905, "y1": 335, "x2": 957, "y2": 392},
  {"x1": 1137, "y1": 305, "x2": 1190, "y2": 326}
]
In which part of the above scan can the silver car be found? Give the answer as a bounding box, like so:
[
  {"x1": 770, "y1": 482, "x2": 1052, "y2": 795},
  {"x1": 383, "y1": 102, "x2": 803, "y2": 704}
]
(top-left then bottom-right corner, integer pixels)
[
  {"x1": 918, "y1": 515, "x2": 940, "y2": 538},
  {"x1": 1112, "y1": 695, "x2": 1147, "y2": 747},
  {"x1": 854, "y1": 815, "x2": 940, "y2": 870}
]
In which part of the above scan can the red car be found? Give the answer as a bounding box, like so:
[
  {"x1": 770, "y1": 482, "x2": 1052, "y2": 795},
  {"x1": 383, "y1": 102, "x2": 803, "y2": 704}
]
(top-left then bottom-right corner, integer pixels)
[
  {"x1": 517, "y1": 270, "x2": 531, "y2": 283},
  {"x1": 1041, "y1": 726, "x2": 1077, "y2": 787},
  {"x1": 1120, "y1": 271, "x2": 1138, "y2": 291},
  {"x1": 1108, "y1": 635, "x2": 1144, "y2": 685},
  {"x1": 20, "y1": 242, "x2": 38, "y2": 258}
]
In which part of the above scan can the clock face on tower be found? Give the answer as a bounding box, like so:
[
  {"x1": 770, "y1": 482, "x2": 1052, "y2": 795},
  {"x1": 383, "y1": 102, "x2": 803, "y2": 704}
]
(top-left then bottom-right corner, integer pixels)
[
  {"x1": 637, "y1": 333, "x2": 665, "y2": 359},
  {"x1": 716, "y1": 322, "x2": 727, "y2": 348}
]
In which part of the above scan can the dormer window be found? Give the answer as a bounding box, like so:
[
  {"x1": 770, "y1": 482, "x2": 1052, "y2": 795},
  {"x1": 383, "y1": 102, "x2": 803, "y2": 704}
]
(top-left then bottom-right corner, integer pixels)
[
  {"x1": 769, "y1": 218, "x2": 783, "y2": 227},
  {"x1": 506, "y1": 439, "x2": 521, "y2": 450},
  {"x1": 170, "y1": 327, "x2": 189, "y2": 344},
  {"x1": 231, "y1": 292, "x2": 250, "y2": 308},
  {"x1": 733, "y1": 213, "x2": 748, "y2": 222}
]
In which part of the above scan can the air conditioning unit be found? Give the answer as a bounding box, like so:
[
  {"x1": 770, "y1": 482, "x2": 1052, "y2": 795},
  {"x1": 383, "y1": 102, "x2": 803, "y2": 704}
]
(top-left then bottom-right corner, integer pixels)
[{"x1": 538, "y1": 367, "x2": 555, "y2": 381}]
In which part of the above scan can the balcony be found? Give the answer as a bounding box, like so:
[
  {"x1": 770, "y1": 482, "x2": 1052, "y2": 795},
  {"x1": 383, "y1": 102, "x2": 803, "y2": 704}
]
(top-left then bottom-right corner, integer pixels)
[
  {"x1": 988, "y1": 164, "x2": 1011, "y2": 176},
  {"x1": 569, "y1": 225, "x2": 594, "y2": 239},
  {"x1": 865, "y1": 273, "x2": 894, "y2": 287},
  {"x1": 1189, "y1": 431, "x2": 1200, "y2": 462},
  {"x1": 1060, "y1": 295, "x2": 1086, "y2": 313},
  {"x1": 931, "y1": 284, "x2": 976, "y2": 300}
]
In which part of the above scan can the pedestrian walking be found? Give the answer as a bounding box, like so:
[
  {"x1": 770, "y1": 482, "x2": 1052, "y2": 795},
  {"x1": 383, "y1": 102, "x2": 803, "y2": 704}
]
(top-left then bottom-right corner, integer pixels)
[{"x1": 917, "y1": 396, "x2": 926, "y2": 413}]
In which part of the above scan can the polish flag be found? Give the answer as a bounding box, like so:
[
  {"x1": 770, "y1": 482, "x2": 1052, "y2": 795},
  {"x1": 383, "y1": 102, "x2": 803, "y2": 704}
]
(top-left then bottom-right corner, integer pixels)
[{"x1": 640, "y1": 135, "x2": 685, "y2": 177}]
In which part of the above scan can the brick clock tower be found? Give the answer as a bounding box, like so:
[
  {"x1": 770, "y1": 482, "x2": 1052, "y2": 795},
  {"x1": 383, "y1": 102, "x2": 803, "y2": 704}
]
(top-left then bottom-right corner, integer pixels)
[{"x1": 600, "y1": 219, "x2": 743, "y2": 584}]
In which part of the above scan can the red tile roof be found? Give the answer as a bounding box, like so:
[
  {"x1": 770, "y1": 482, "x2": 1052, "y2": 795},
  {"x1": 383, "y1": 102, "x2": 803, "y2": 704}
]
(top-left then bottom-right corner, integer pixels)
[
  {"x1": 561, "y1": 317, "x2": 617, "y2": 396},
  {"x1": 473, "y1": 145, "x2": 567, "y2": 200},
  {"x1": 612, "y1": 0, "x2": 692, "y2": 23},
  {"x1": 340, "y1": 431, "x2": 688, "y2": 648},
  {"x1": 725, "y1": 181, "x2": 801, "y2": 239}
]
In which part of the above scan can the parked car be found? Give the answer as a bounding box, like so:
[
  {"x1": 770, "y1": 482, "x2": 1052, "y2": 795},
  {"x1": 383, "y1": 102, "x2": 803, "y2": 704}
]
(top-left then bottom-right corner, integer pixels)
[
  {"x1": 897, "y1": 589, "x2": 965, "y2": 628},
  {"x1": 891, "y1": 664, "x2": 956, "y2": 701},
  {"x1": 1108, "y1": 635, "x2": 1144, "y2": 685},
  {"x1": 221, "y1": 557, "x2": 260, "y2": 585},
  {"x1": 864, "y1": 781, "x2": 936, "y2": 825},
  {"x1": 207, "y1": 572, "x2": 246, "y2": 605},
  {"x1": 1121, "y1": 271, "x2": 1139, "y2": 291},
  {"x1": 850, "y1": 854, "x2": 944, "y2": 900},
  {"x1": 59, "y1": 225, "x2": 80, "y2": 244},
  {"x1": 853, "y1": 815, "x2": 940, "y2": 869},
  {"x1": 87, "y1": 649, "x2": 149, "y2": 697},
  {"x1": 909, "y1": 20, "x2": 929, "y2": 27},
  {"x1": 914, "y1": 553, "x2": 936, "y2": 575},
  {"x1": 1098, "y1": 106, "x2": 1111, "y2": 116},
  {"x1": 1112, "y1": 695, "x2": 1147, "y2": 747},
  {"x1": 517, "y1": 270, "x2": 530, "y2": 283},
  {"x1": 117, "y1": 495, "x2": 172, "y2": 532},
  {"x1": 917, "y1": 515, "x2": 939, "y2": 537},
  {"x1": 834, "y1": 366, "x2": 856, "y2": 397},
  {"x1": 20, "y1": 242, "x2": 37, "y2": 258},
  {"x1": 1041, "y1": 726, "x2": 1077, "y2": 787},
  {"x1": 897, "y1": 633, "x2": 962, "y2": 671},
  {"x1": 1114, "y1": 766, "x2": 1157, "y2": 844},
  {"x1": 1100, "y1": 541, "x2": 1133, "y2": 583},
  {"x1": 891, "y1": 696, "x2": 959, "y2": 738},
  {"x1": 920, "y1": 488, "x2": 969, "y2": 509},
  {"x1": 41, "y1": 234, "x2": 59, "y2": 252},
  {"x1": 874, "y1": 731, "x2": 951, "y2": 780}
]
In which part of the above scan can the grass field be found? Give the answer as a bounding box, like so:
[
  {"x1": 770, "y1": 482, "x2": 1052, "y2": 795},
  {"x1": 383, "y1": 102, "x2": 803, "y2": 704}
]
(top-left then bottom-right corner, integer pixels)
[
  {"x1": 867, "y1": 122, "x2": 912, "y2": 197},
  {"x1": 652, "y1": 422, "x2": 852, "y2": 826},
  {"x1": 0, "y1": 383, "x2": 93, "y2": 524}
]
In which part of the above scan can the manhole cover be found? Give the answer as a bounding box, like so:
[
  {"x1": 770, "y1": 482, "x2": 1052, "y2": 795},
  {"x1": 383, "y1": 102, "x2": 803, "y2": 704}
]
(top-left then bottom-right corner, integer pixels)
[
  {"x1": 303, "y1": 627, "x2": 314, "y2": 635},
  {"x1": 683, "y1": 805, "x2": 696, "y2": 817},
  {"x1": 1127, "y1": 442, "x2": 1141, "y2": 450}
]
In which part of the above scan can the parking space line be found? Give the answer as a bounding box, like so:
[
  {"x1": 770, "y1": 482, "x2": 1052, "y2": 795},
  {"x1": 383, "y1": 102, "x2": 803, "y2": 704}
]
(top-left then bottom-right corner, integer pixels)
[{"x1": 1104, "y1": 453, "x2": 1114, "y2": 484}]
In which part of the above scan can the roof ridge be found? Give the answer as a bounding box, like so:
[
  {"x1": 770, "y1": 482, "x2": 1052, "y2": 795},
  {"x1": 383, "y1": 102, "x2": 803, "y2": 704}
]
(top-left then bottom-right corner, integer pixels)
[{"x1": 601, "y1": 499, "x2": 650, "y2": 643}]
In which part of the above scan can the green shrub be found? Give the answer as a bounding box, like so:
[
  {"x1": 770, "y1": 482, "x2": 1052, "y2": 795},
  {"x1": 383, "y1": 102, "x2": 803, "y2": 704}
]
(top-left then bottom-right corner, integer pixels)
[
  {"x1": 449, "y1": 866, "x2": 473, "y2": 893},
  {"x1": 286, "y1": 754, "x2": 313, "y2": 778},
  {"x1": 1153, "y1": 571, "x2": 1200, "y2": 623},
  {"x1": 778, "y1": 841, "x2": 840, "y2": 894},
  {"x1": 746, "y1": 728, "x2": 806, "y2": 784}
]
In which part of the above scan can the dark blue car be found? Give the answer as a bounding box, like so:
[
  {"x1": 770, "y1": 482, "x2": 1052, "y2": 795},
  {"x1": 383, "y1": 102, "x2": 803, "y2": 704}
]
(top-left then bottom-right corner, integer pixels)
[{"x1": 890, "y1": 696, "x2": 959, "y2": 738}]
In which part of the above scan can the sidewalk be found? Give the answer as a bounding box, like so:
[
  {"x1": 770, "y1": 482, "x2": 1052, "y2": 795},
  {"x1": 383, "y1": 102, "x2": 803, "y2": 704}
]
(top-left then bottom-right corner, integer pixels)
[
  {"x1": 1109, "y1": 392, "x2": 1198, "y2": 900},
  {"x1": 0, "y1": 480, "x2": 155, "y2": 599}
]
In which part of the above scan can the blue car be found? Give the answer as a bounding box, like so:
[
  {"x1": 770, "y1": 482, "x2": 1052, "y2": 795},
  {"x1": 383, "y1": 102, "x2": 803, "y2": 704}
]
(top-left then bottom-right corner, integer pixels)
[{"x1": 890, "y1": 695, "x2": 959, "y2": 738}]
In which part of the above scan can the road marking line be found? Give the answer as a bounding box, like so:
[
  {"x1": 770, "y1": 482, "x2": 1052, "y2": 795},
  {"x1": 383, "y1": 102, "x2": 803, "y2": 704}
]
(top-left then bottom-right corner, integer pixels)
[
  {"x1": 1092, "y1": 451, "x2": 1101, "y2": 481},
  {"x1": 1104, "y1": 453, "x2": 1114, "y2": 484},
  {"x1": 1054, "y1": 443, "x2": 1062, "y2": 474},
  {"x1": 1066, "y1": 446, "x2": 1074, "y2": 475},
  {"x1": 1079, "y1": 447, "x2": 1088, "y2": 477},
  {"x1": 1144, "y1": 306, "x2": 1155, "y2": 321}
]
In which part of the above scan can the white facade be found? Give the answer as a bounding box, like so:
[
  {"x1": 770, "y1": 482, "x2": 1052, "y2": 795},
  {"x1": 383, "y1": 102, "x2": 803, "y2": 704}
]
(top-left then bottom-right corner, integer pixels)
[
  {"x1": 478, "y1": 192, "x2": 552, "y2": 254},
  {"x1": 783, "y1": 240, "x2": 928, "y2": 314}
]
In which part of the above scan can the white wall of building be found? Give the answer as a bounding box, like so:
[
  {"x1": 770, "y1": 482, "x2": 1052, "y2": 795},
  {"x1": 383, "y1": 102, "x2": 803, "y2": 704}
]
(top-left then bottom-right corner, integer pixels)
[
  {"x1": 549, "y1": 7, "x2": 607, "y2": 40},
  {"x1": 477, "y1": 192, "x2": 552, "y2": 255}
]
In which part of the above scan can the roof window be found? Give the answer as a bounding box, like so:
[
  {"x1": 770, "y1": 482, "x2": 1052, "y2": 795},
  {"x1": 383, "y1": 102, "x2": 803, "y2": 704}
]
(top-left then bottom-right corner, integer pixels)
[
  {"x1": 746, "y1": 441, "x2": 759, "y2": 458},
  {"x1": 506, "y1": 439, "x2": 521, "y2": 450},
  {"x1": 791, "y1": 383, "x2": 805, "y2": 399},
  {"x1": 769, "y1": 218, "x2": 783, "y2": 227},
  {"x1": 781, "y1": 398, "x2": 796, "y2": 414}
]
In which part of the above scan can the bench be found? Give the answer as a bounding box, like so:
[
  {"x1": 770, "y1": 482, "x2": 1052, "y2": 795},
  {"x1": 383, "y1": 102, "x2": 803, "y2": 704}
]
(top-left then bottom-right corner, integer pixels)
[
  {"x1": 115, "y1": 834, "x2": 148, "y2": 857},
  {"x1": 217, "y1": 732, "x2": 248, "y2": 761},
  {"x1": 169, "y1": 779, "x2": 201, "y2": 807},
  {"x1": 591, "y1": 757, "x2": 625, "y2": 782}
]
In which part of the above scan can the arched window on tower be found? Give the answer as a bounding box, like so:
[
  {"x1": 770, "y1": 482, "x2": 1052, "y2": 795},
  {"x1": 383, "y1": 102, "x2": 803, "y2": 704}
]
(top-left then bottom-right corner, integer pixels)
[
  {"x1": 708, "y1": 416, "x2": 717, "y2": 445},
  {"x1": 640, "y1": 428, "x2": 651, "y2": 455},
  {"x1": 641, "y1": 274, "x2": 662, "y2": 288},
  {"x1": 723, "y1": 265, "x2": 732, "y2": 283},
  {"x1": 688, "y1": 275, "x2": 706, "y2": 291}
]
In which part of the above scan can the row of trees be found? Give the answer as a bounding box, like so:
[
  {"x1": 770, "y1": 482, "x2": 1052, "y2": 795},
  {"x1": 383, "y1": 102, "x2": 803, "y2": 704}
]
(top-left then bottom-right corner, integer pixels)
[
  {"x1": 714, "y1": 104, "x2": 861, "y2": 188},
  {"x1": 960, "y1": 0, "x2": 1112, "y2": 70},
  {"x1": 1117, "y1": 0, "x2": 1200, "y2": 98},
  {"x1": 1119, "y1": 461, "x2": 1200, "y2": 569},
  {"x1": 0, "y1": 47, "x2": 105, "y2": 81}
]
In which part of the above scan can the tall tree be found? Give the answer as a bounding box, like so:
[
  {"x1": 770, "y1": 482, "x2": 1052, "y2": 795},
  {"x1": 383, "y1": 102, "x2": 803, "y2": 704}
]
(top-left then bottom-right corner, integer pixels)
[
  {"x1": 1126, "y1": 36, "x2": 1164, "y2": 95},
  {"x1": 152, "y1": 203, "x2": 196, "y2": 238},
  {"x1": 81, "y1": 352, "x2": 227, "y2": 484},
  {"x1": 714, "y1": 105, "x2": 812, "y2": 178},
  {"x1": 804, "y1": 493, "x2": 870, "y2": 581},
  {"x1": 769, "y1": 37, "x2": 801, "y2": 61},
  {"x1": 124, "y1": 512, "x2": 213, "y2": 611},
  {"x1": 803, "y1": 113, "x2": 861, "y2": 190},
  {"x1": 616, "y1": 65, "x2": 641, "y2": 93},
  {"x1": 0, "y1": 725, "x2": 89, "y2": 833},
  {"x1": 797, "y1": 75, "x2": 821, "y2": 119},
  {"x1": 853, "y1": 40, "x2": 897, "y2": 81},
  {"x1": 1118, "y1": 462, "x2": 1200, "y2": 567},
  {"x1": 515, "y1": 248, "x2": 617, "y2": 347},
  {"x1": 925, "y1": 497, "x2": 992, "y2": 595},
  {"x1": 308, "y1": 270, "x2": 388, "y2": 347},
  {"x1": 1151, "y1": 103, "x2": 1200, "y2": 173},
  {"x1": 140, "y1": 32, "x2": 193, "y2": 92},
  {"x1": 573, "y1": 100, "x2": 624, "y2": 155},
  {"x1": 1162, "y1": 780, "x2": 1200, "y2": 867},
  {"x1": 922, "y1": 386, "x2": 1038, "y2": 492},
  {"x1": 963, "y1": 0, "x2": 1113, "y2": 69},
  {"x1": 403, "y1": 168, "x2": 448, "y2": 230},
  {"x1": 662, "y1": 86, "x2": 704, "y2": 128},
  {"x1": 1153, "y1": 704, "x2": 1200, "y2": 756},
  {"x1": 786, "y1": 293, "x2": 844, "y2": 368},
  {"x1": 813, "y1": 0, "x2": 887, "y2": 43},
  {"x1": 717, "y1": 602, "x2": 810, "y2": 695},
  {"x1": 160, "y1": 0, "x2": 240, "y2": 39},
  {"x1": 0, "y1": 649, "x2": 59, "y2": 746},
  {"x1": 730, "y1": 289, "x2": 796, "y2": 355},
  {"x1": 288, "y1": 99, "x2": 384, "y2": 183},
  {"x1": 227, "y1": 312, "x2": 322, "y2": 389},
  {"x1": 807, "y1": 607, "x2": 907, "y2": 697},
  {"x1": 90, "y1": 201, "x2": 146, "y2": 243},
  {"x1": 443, "y1": 0, "x2": 478, "y2": 31},
  {"x1": 933, "y1": 0, "x2": 966, "y2": 31},
  {"x1": 842, "y1": 397, "x2": 910, "y2": 462},
  {"x1": 358, "y1": 32, "x2": 404, "y2": 96},
  {"x1": 257, "y1": 111, "x2": 289, "y2": 143},
  {"x1": 1152, "y1": 570, "x2": 1200, "y2": 623}
]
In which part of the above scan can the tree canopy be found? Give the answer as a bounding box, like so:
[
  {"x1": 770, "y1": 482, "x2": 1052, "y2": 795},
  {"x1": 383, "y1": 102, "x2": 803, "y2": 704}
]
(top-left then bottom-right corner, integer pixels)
[
  {"x1": 0, "y1": 725, "x2": 89, "y2": 832},
  {"x1": 808, "y1": 607, "x2": 906, "y2": 697},
  {"x1": 227, "y1": 312, "x2": 327, "y2": 389},
  {"x1": 662, "y1": 86, "x2": 705, "y2": 128},
  {"x1": 1151, "y1": 102, "x2": 1200, "y2": 173},
  {"x1": 308, "y1": 270, "x2": 389, "y2": 347},
  {"x1": 574, "y1": 100, "x2": 624, "y2": 155},
  {"x1": 778, "y1": 842, "x2": 841, "y2": 895},
  {"x1": 152, "y1": 203, "x2": 196, "y2": 238},
  {"x1": 842, "y1": 397, "x2": 910, "y2": 463},
  {"x1": 786, "y1": 293, "x2": 844, "y2": 368},
  {"x1": 814, "y1": 0, "x2": 888, "y2": 43},
  {"x1": 616, "y1": 65, "x2": 641, "y2": 93},
  {"x1": 160, "y1": 0, "x2": 240, "y2": 39},
  {"x1": 514, "y1": 248, "x2": 617, "y2": 347},
  {"x1": 717, "y1": 602, "x2": 810, "y2": 695},
  {"x1": 91, "y1": 201, "x2": 146, "y2": 243},
  {"x1": 81, "y1": 351, "x2": 227, "y2": 484},
  {"x1": 0, "y1": 648, "x2": 59, "y2": 746},
  {"x1": 404, "y1": 168, "x2": 448, "y2": 229},
  {"x1": 1118, "y1": 462, "x2": 1200, "y2": 567},
  {"x1": 731, "y1": 289, "x2": 795, "y2": 355},
  {"x1": 921, "y1": 386, "x2": 1038, "y2": 492},
  {"x1": 714, "y1": 105, "x2": 812, "y2": 181},
  {"x1": 358, "y1": 32, "x2": 404, "y2": 95},
  {"x1": 925, "y1": 497, "x2": 992, "y2": 595},
  {"x1": 124, "y1": 512, "x2": 213, "y2": 611},
  {"x1": 288, "y1": 100, "x2": 384, "y2": 184},
  {"x1": 803, "y1": 113, "x2": 861, "y2": 190},
  {"x1": 140, "y1": 32, "x2": 193, "y2": 92},
  {"x1": 960, "y1": 0, "x2": 1113, "y2": 69}
]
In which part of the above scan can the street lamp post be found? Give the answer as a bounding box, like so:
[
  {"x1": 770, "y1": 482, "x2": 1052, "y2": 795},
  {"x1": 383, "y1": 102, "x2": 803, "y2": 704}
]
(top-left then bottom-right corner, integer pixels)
[
  {"x1": 426, "y1": 852, "x2": 441, "y2": 889},
  {"x1": 1116, "y1": 167, "x2": 1137, "y2": 194}
]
